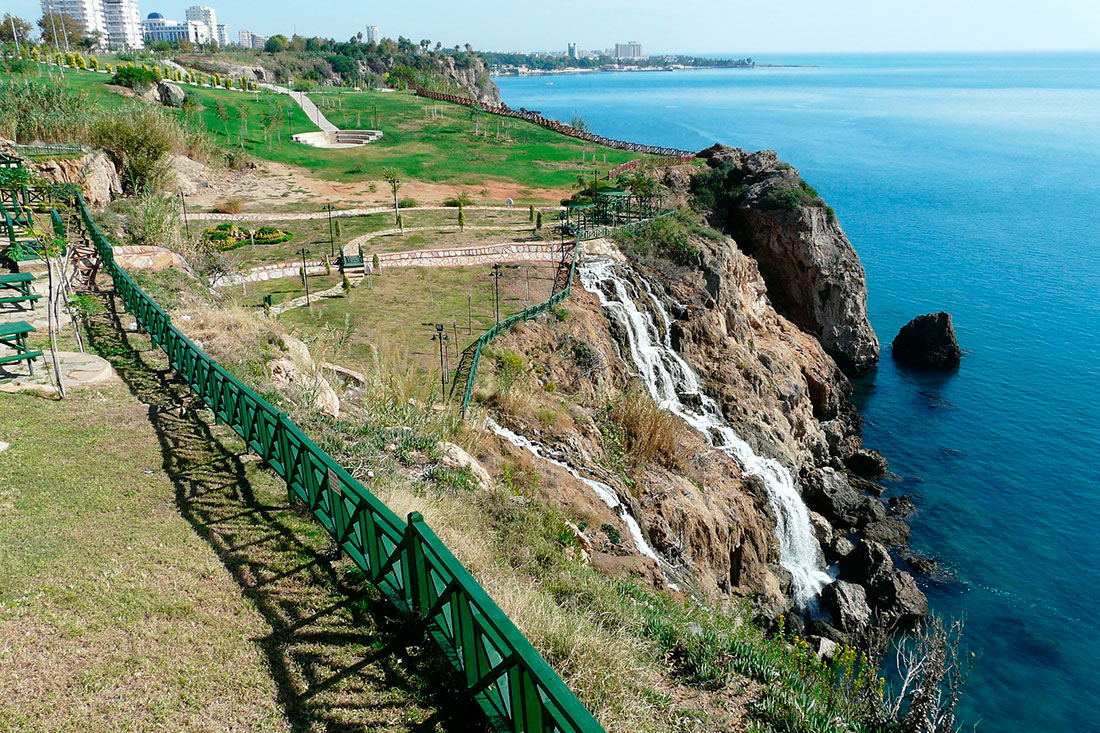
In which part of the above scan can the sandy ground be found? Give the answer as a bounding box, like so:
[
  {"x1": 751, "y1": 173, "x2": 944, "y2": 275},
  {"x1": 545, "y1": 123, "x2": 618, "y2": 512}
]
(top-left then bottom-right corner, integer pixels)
[{"x1": 177, "y1": 157, "x2": 572, "y2": 213}]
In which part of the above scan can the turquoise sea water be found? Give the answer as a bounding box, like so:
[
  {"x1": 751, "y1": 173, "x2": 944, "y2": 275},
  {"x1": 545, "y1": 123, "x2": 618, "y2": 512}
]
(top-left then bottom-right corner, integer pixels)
[{"x1": 495, "y1": 54, "x2": 1100, "y2": 732}]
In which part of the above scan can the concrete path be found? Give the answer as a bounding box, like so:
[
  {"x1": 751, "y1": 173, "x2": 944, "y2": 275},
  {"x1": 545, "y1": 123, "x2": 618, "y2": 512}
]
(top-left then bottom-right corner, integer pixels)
[
  {"x1": 0, "y1": 350, "x2": 115, "y2": 394},
  {"x1": 191, "y1": 205, "x2": 560, "y2": 222},
  {"x1": 261, "y1": 83, "x2": 337, "y2": 132}
]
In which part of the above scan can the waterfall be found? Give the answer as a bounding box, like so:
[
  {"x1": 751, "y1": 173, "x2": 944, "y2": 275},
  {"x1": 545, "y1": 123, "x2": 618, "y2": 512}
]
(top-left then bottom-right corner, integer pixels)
[
  {"x1": 487, "y1": 419, "x2": 660, "y2": 562},
  {"x1": 579, "y1": 259, "x2": 831, "y2": 608}
]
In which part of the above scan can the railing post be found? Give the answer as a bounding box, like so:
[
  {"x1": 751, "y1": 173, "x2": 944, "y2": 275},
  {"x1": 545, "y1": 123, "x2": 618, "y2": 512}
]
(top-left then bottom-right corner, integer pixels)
[{"x1": 405, "y1": 512, "x2": 430, "y2": 616}]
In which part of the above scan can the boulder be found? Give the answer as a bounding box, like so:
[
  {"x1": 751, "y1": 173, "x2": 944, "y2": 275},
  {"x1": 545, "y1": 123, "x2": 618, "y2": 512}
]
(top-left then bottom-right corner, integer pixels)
[
  {"x1": 904, "y1": 553, "x2": 938, "y2": 575},
  {"x1": 846, "y1": 448, "x2": 889, "y2": 477},
  {"x1": 888, "y1": 494, "x2": 918, "y2": 517},
  {"x1": 839, "y1": 540, "x2": 893, "y2": 585},
  {"x1": 831, "y1": 535, "x2": 855, "y2": 558},
  {"x1": 892, "y1": 312, "x2": 962, "y2": 368},
  {"x1": 809, "y1": 635, "x2": 839, "y2": 662},
  {"x1": 157, "y1": 81, "x2": 187, "y2": 108},
  {"x1": 862, "y1": 518, "x2": 911, "y2": 547},
  {"x1": 805, "y1": 617, "x2": 847, "y2": 645},
  {"x1": 869, "y1": 570, "x2": 928, "y2": 626},
  {"x1": 436, "y1": 441, "x2": 493, "y2": 490},
  {"x1": 821, "y1": 580, "x2": 872, "y2": 633},
  {"x1": 804, "y1": 468, "x2": 885, "y2": 530},
  {"x1": 808, "y1": 510, "x2": 833, "y2": 548}
]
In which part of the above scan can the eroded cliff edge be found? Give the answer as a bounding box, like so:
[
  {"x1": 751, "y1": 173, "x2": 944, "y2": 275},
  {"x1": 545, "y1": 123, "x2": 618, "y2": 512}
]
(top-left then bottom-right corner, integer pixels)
[{"x1": 486, "y1": 149, "x2": 922, "y2": 644}]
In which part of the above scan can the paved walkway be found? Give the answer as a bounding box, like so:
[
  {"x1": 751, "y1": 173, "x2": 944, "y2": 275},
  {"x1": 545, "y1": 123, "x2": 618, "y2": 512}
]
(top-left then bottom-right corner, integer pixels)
[
  {"x1": 0, "y1": 350, "x2": 115, "y2": 394},
  {"x1": 261, "y1": 83, "x2": 338, "y2": 132},
  {"x1": 191, "y1": 205, "x2": 559, "y2": 222}
]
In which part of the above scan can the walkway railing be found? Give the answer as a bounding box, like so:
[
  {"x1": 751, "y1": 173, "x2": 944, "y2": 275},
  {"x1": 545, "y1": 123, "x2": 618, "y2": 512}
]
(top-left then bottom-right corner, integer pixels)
[
  {"x1": 14, "y1": 143, "x2": 86, "y2": 158},
  {"x1": 30, "y1": 180, "x2": 606, "y2": 733},
  {"x1": 411, "y1": 87, "x2": 699, "y2": 158}
]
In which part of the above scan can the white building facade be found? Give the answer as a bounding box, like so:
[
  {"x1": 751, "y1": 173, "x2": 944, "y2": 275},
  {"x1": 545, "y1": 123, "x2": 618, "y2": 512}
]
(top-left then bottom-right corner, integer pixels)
[
  {"x1": 184, "y1": 5, "x2": 217, "y2": 44},
  {"x1": 102, "y1": 0, "x2": 143, "y2": 49},
  {"x1": 142, "y1": 12, "x2": 206, "y2": 44},
  {"x1": 215, "y1": 23, "x2": 227, "y2": 46},
  {"x1": 40, "y1": 0, "x2": 108, "y2": 41},
  {"x1": 365, "y1": 24, "x2": 379, "y2": 43}
]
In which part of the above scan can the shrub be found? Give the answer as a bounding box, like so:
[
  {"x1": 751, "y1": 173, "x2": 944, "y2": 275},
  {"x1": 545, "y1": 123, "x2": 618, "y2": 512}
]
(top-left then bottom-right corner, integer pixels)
[
  {"x1": 443, "y1": 192, "x2": 475, "y2": 207},
  {"x1": 571, "y1": 339, "x2": 601, "y2": 372},
  {"x1": 614, "y1": 214, "x2": 701, "y2": 268},
  {"x1": 91, "y1": 106, "x2": 177, "y2": 192},
  {"x1": 398, "y1": 197, "x2": 418, "y2": 209},
  {"x1": 494, "y1": 350, "x2": 526, "y2": 395},
  {"x1": 215, "y1": 197, "x2": 245, "y2": 214},
  {"x1": 110, "y1": 66, "x2": 158, "y2": 91},
  {"x1": 605, "y1": 384, "x2": 689, "y2": 471}
]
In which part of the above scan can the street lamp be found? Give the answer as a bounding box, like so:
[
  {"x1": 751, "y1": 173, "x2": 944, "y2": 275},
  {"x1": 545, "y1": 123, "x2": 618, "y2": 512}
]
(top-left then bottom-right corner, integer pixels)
[
  {"x1": 297, "y1": 247, "x2": 311, "y2": 306},
  {"x1": 489, "y1": 263, "x2": 503, "y2": 324},
  {"x1": 430, "y1": 323, "x2": 449, "y2": 397},
  {"x1": 325, "y1": 203, "x2": 335, "y2": 258},
  {"x1": 179, "y1": 190, "x2": 190, "y2": 241}
]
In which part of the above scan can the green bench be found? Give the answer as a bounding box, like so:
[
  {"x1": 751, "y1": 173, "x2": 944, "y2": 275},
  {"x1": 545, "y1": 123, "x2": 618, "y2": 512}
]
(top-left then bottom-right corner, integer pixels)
[
  {"x1": 0, "y1": 321, "x2": 41, "y2": 375},
  {"x1": 0, "y1": 272, "x2": 40, "y2": 310}
]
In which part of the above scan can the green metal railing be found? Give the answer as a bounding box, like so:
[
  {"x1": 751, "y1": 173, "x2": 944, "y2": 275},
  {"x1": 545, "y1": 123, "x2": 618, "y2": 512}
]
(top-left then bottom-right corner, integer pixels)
[
  {"x1": 46, "y1": 185, "x2": 605, "y2": 733},
  {"x1": 14, "y1": 143, "x2": 85, "y2": 158}
]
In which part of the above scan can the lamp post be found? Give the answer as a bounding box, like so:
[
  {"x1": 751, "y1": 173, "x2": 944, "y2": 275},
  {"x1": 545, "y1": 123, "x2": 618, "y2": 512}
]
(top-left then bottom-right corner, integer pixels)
[
  {"x1": 179, "y1": 191, "x2": 190, "y2": 241},
  {"x1": 297, "y1": 247, "x2": 311, "y2": 306},
  {"x1": 431, "y1": 323, "x2": 449, "y2": 397},
  {"x1": 489, "y1": 263, "x2": 502, "y2": 324},
  {"x1": 325, "y1": 203, "x2": 335, "y2": 258}
]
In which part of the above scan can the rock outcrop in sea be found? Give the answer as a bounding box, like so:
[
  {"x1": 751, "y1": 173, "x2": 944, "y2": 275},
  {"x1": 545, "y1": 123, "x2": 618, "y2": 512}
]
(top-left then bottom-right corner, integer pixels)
[{"x1": 893, "y1": 312, "x2": 962, "y2": 368}]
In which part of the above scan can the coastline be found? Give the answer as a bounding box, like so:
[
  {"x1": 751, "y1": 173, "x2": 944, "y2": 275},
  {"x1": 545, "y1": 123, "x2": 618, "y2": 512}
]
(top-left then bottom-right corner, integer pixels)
[{"x1": 491, "y1": 63, "x2": 815, "y2": 78}]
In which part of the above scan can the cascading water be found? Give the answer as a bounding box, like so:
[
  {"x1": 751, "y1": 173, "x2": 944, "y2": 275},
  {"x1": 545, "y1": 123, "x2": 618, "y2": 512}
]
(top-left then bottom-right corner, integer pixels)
[
  {"x1": 579, "y1": 259, "x2": 832, "y2": 608},
  {"x1": 487, "y1": 418, "x2": 659, "y2": 562}
]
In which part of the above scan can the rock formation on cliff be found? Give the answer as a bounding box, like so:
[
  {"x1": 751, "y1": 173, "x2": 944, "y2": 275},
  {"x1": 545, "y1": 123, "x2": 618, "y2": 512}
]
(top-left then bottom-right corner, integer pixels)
[
  {"x1": 893, "y1": 312, "x2": 962, "y2": 368},
  {"x1": 684, "y1": 144, "x2": 880, "y2": 374}
]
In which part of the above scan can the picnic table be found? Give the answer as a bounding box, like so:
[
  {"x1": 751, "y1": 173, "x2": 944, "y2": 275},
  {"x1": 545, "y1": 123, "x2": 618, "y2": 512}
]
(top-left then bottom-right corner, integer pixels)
[
  {"x1": 0, "y1": 320, "x2": 41, "y2": 375},
  {"x1": 0, "y1": 272, "x2": 40, "y2": 309}
]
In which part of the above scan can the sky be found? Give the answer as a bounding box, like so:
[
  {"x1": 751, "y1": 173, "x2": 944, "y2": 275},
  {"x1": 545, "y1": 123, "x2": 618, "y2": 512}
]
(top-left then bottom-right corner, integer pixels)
[{"x1": 11, "y1": 0, "x2": 1100, "y2": 54}]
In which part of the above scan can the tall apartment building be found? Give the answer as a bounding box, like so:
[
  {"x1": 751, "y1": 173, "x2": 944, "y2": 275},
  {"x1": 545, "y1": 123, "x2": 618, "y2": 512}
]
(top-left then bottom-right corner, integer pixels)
[
  {"x1": 103, "y1": 0, "x2": 143, "y2": 49},
  {"x1": 567, "y1": 42, "x2": 578, "y2": 60},
  {"x1": 613, "y1": 41, "x2": 643, "y2": 59},
  {"x1": 40, "y1": 0, "x2": 108, "y2": 41},
  {"x1": 184, "y1": 6, "x2": 217, "y2": 44},
  {"x1": 365, "y1": 24, "x2": 379, "y2": 43},
  {"x1": 238, "y1": 30, "x2": 267, "y2": 50},
  {"x1": 215, "y1": 23, "x2": 227, "y2": 46}
]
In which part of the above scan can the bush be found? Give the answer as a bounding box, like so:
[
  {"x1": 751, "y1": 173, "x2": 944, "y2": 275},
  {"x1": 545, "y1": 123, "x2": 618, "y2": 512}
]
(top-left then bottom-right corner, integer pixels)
[
  {"x1": 110, "y1": 66, "x2": 158, "y2": 91},
  {"x1": 443, "y1": 192, "x2": 475, "y2": 207},
  {"x1": 614, "y1": 214, "x2": 701, "y2": 268},
  {"x1": 91, "y1": 106, "x2": 176, "y2": 192},
  {"x1": 398, "y1": 197, "x2": 418, "y2": 209},
  {"x1": 494, "y1": 350, "x2": 526, "y2": 395},
  {"x1": 604, "y1": 384, "x2": 689, "y2": 471}
]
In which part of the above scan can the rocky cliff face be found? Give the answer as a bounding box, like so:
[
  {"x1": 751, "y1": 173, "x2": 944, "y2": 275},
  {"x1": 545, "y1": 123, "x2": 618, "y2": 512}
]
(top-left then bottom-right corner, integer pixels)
[
  {"x1": 438, "y1": 55, "x2": 500, "y2": 106},
  {"x1": 0, "y1": 139, "x2": 122, "y2": 208},
  {"x1": 688, "y1": 145, "x2": 880, "y2": 375}
]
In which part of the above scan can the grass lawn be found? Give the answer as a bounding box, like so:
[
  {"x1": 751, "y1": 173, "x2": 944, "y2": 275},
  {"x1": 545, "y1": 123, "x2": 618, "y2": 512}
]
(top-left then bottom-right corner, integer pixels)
[
  {"x1": 9, "y1": 64, "x2": 643, "y2": 191},
  {"x1": 204, "y1": 207, "x2": 539, "y2": 268},
  {"x1": 277, "y1": 263, "x2": 560, "y2": 380},
  {"x1": 0, "y1": 384, "x2": 288, "y2": 731}
]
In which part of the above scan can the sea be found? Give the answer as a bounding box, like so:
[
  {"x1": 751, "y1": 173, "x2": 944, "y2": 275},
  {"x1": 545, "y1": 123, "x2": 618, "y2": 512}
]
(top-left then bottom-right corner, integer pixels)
[{"x1": 494, "y1": 53, "x2": 1100, "y2": 732}]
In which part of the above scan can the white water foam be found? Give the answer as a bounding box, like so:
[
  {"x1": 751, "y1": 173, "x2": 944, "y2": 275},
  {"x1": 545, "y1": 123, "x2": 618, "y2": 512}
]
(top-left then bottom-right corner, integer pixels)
[
  {"x1": 579, "y1": 259, "x2": 831, "y2": 607},
  {"x1": 487, "y1": 419, "x2": 659, "y2": 562}
]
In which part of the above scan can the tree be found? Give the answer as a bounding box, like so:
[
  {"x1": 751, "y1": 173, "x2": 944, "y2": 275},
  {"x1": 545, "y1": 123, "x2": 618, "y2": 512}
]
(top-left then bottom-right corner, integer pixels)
[
  {"x1": 0, "y1": 14, "x2": 32, "y2": 44},
  {"x1": 265, "y1": 34, "x2": 290, "y2": 53},
  {"x1": 383, "y1": 167, "x2": 401, "y2": 225},
  {"x1": 38, "y1": 11, "x2": 84, "y2": 49},
  {"x1": 214, "y1": 100, "x2": 230, "y2": 141},
  {"x1": 458, "y1": 203, "x2": 465, "y2": 231}
]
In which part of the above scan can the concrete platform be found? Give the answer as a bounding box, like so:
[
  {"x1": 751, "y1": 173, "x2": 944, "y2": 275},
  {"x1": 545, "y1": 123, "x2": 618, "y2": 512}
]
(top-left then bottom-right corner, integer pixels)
[{"x1": 0, "y1": 350, "x2": 116, "y2": 394}]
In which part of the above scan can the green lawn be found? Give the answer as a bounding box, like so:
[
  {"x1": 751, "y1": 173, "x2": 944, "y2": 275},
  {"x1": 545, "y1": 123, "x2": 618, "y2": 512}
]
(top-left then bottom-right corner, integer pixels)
[
  {"x1": 10, "y1": 63, "x2": 643, "y2": 191},
  {"x1": 277, "y1": 263, "x2": 559, "y2": 379},
  {"x1": 203, "y1": 207, "x2": 540, "y2": 268}
]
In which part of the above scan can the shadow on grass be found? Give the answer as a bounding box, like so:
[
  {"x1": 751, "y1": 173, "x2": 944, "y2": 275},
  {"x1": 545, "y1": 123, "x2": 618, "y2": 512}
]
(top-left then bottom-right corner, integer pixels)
[{"x1": 83, "y1": 285, "x2": 488, "y2": 732}]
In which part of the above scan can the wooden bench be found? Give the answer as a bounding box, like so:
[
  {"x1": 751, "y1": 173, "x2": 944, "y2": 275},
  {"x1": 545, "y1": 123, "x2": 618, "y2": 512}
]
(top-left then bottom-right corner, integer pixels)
[
  {"x1": 0, "y1": 272, "x2": 40, "y2": 310},
  {"x1": 0, "y1": 321, "x2": 41, "y2": 375}
]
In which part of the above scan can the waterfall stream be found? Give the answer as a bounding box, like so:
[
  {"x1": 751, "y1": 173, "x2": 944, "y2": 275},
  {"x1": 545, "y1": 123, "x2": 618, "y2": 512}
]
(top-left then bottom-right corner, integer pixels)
[{"x1": 579, "y1": 259, "x2": 831, "y2": 608}]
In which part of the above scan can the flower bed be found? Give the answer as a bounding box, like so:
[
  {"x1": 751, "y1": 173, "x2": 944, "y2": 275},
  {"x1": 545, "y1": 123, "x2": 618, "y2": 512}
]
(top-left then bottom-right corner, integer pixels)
[{"x1": 202, "y1": 222, "x2": 293, "y2": 251}]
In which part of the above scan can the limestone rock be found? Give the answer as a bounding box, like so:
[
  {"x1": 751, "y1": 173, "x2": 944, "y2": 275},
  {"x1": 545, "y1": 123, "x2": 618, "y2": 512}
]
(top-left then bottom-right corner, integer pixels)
[
  {"x1": 821, "y1": 580, "x2": 872, "y2": 633},
  {"x1": 869, "y1": 570, "x2": 928, "y2": 626},
  {"x1": 892, "y1": 312, "x2": 962, "y2": 368},
  {"x1": 862, "y1": 518, "x2": 910, "y2": 547},
  {"x1": 157, "y1": 81, "x2": 187, "y2": 108},
  {"x1": 437, "y1": 441, "x2": 494, "y2": 490},
  {"x1": 839, "y1": 540, "x2": 893, "y2": 586},
  {"x1": 810, "y1": 635, "x2": 839, "y2": 662},
  {"x1": 804, "y1": 467, "x2": 884, "y2": 530},
  {"x1": 846, "y1": 448, "x2": 889, "y2": 477},
  {"x1": 33, "y1": 150, "x2": 121, "y2": 207},
  {"x1": 696, "y1": 144, "x2": 880, "y2": 374}
]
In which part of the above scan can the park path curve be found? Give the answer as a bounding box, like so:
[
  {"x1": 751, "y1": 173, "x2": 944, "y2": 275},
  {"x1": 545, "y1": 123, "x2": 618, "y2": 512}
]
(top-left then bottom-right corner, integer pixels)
[
  {"x1": 191, "y1": 205, "x2": 561, "y2": 222},
  {"x1": 260, "y1": 83, "x2": 338, "y2": 132}
]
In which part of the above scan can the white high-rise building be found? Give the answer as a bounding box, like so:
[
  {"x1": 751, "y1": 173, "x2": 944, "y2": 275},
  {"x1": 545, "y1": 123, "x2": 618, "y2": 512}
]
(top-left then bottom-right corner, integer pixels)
[
  {"x1": 40, "y1": 0, "x2": 108, "y2": 43},
  {"x1": 184, "y1": 6, "x2": 217, "y2": 44},
  {"x1": 143, "y1": 13, "x2": 207, "y2": 44},
  {"x1": 103, "y1": 0, "x2": 143, "y2": 49},
  {"x1": 365, "y1": 24, "x2": 379, "y2": 43},
  {"x1": 215, "y1": 23, "x2": 227, "y2": 46}
]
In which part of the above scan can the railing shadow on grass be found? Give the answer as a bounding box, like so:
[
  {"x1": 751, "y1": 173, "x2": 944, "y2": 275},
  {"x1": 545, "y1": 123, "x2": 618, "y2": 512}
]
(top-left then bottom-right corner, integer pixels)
[{"x1": 82, "y1": 286, "x2": 488, "y2": 733}]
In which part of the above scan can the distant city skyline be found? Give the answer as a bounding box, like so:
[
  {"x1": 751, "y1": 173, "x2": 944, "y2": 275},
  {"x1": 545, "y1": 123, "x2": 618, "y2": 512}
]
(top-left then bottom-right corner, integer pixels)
[{"x1": 12, "y1": 0, "x2": 1100, "y2": 53}]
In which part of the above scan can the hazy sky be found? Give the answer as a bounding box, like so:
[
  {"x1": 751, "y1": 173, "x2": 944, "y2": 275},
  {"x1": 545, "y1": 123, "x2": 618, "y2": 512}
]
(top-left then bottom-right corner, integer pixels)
[{"x1": 12, "y1": 0, "x2": 1100, "y2": 54}]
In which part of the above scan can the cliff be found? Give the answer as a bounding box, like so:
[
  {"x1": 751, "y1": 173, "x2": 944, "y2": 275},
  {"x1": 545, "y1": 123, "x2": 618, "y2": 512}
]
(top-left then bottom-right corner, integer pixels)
[{"x1": 689, "y1": 145, "x2": 880, "y2": 374}]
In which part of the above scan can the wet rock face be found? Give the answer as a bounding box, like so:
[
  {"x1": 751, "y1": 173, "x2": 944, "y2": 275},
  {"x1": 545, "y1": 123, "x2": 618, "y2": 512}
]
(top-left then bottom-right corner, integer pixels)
[
  {"x1": 892, "y1": 312, "x2": 962, "y2": 368},
  {"x1": 692, "y1": 144, "x2": 880, "y2": 375}
]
